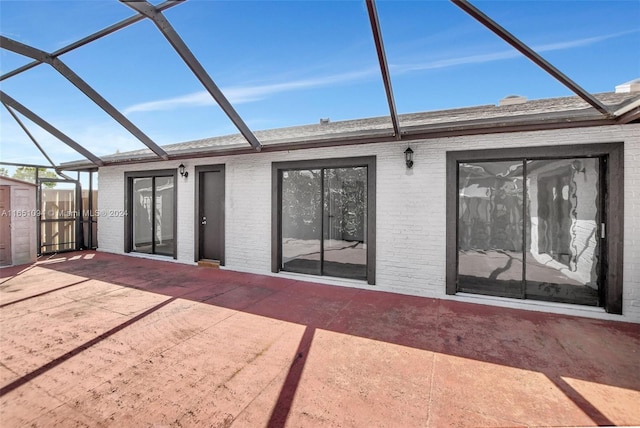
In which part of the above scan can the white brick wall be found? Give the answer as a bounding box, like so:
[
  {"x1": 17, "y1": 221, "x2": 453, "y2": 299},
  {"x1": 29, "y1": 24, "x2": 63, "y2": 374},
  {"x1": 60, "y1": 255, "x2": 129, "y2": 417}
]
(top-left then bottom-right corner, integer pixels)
[
  {"x1": 96, "y1": 170, "x2": 125, "y2": 255},
  {"x1": 97, "y1": 123, "x2": 640, "y2": 322}
]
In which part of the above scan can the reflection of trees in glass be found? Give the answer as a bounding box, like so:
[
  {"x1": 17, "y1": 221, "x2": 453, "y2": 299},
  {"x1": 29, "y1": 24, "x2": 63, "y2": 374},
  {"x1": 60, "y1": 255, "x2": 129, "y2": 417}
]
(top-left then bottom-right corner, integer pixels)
[
  {"x1": 490, "y1": 178, "x2": 523, "y2": 252},
  {"x1": 325, "y1": 168, "x2": 366, "y2": 242},
  {"x1": 282, "y1": 169, "x2": 321, "y2": 240},
  {"x1": 282, "y1": 168, "x2": 366, "y2": 242},
  {"x1": 458, "y1": 162, "x2": 522, "y2": 252},
  {"x1": 458, "y1": 158, "x2": 602, "y2": 304}
]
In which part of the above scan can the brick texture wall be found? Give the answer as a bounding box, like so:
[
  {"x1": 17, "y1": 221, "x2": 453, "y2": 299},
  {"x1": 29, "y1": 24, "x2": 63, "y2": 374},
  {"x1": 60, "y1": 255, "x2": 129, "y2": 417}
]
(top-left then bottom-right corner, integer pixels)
[{"x1": 97, "y1": 124, "x2": 640, "y2": 322}]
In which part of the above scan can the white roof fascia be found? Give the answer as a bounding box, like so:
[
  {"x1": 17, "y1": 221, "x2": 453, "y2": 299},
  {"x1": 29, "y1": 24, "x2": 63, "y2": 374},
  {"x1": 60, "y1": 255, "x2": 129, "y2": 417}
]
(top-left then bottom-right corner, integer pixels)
[{"x1": 613, "y1": 97, "x2": 640, "y2": 117}]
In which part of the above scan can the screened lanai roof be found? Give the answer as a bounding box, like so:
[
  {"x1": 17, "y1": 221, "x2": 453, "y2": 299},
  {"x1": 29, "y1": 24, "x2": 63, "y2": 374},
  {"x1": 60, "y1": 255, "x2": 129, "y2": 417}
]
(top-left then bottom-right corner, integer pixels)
[{"x1": 1, "y1": 0, "x2": 639, "y2": 170}]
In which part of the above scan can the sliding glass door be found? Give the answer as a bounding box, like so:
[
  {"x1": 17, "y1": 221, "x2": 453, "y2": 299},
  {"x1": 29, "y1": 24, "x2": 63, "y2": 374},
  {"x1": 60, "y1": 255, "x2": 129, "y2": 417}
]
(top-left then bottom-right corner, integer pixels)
[
  {"x1": 281, "y1": 167, "x2": 368, "y2": 281},
  {"x1": 457, "y1": 157, "x2": 601, "y2": 306},
  {"x1": 126, "y1": 170, "x2": 177, "y2": 258}
]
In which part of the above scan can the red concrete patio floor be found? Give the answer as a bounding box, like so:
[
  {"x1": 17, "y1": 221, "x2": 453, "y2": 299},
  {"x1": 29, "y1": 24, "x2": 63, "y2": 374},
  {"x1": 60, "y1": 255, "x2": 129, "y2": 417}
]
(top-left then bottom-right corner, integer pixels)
[{"x1": 1, "y1": 251, "x2": 639, "y2": 427}]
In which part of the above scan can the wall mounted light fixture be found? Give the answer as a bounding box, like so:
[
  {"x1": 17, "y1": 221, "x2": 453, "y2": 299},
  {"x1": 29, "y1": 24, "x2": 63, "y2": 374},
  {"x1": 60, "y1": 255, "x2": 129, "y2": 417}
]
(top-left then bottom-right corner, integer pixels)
[
  {"x1": 179, "y1": 163, "x2": 188, "y2": 178},
  {"x1": 404, "y1": 147, "x2": 414, "y2": 169}
]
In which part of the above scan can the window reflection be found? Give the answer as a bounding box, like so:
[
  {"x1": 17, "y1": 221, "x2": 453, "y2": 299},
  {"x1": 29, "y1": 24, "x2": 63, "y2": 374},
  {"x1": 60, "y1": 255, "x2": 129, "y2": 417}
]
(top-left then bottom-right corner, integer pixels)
[
  {"x1": 133, "y1": 178, "x2": 153, "y2": 254},
  {"x1": 154, "y1": 177, "x2": 175, "y2": 256},
  {"x1": 323, "y1": 167, "x2": 367, "y2": 280},
  {"x1": 282, "y1": 169, "x2": 322, "y2": 275},
  {"x1": 457, "y1": 157, "x2": 601, "y2": 306},
  {"x1": 132, "y1": 175, "x2": 175, "y2": 256},
  {"x1": 526, "y1": 158, "x2": 600, "y2": 305},
  {"x1": 458, "y1": 161, "x2": 524, "y2": 297}
]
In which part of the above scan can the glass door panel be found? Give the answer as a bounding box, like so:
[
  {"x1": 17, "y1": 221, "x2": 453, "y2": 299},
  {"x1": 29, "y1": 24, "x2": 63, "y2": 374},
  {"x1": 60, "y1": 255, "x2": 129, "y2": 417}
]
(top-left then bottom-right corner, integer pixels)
[
  {"x1": 323, "y1": 167, "x2": 367, "y2": 280},
  {"x1": 130, "y1": 175, "x2": 176, "y2": 256},
  {"x1": 154, "y1": 176, "x2": 174, "y2": 256},
  {"x1": 525, "y1": 158, "x2": 600, "y2": 305},
  {"x1": 132, "y1": 177, "x2": 153, "y2": 254},
  {"x1": 281, "y1": 169, "x2": 322, "y2": 275},
  {"x1": 458, "y1": 161, "x2": 524, "y2": 298}
]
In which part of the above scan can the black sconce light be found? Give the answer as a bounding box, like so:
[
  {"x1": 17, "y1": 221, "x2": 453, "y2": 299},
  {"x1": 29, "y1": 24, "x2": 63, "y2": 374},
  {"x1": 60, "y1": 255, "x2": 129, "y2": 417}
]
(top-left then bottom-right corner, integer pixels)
[
  {"x1": 178, "y1": 163, "x2": 188, "y2": 178},
  {"x1": 404, "y1": 147, "x2": 414, "y2": 169}
]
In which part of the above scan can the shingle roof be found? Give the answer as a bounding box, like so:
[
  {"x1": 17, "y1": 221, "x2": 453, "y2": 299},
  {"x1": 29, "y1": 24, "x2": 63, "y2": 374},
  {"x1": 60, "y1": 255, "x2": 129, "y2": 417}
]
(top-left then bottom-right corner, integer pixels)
[{"x1": 62, "y1": 91, "x2": 639, "y2": 168}]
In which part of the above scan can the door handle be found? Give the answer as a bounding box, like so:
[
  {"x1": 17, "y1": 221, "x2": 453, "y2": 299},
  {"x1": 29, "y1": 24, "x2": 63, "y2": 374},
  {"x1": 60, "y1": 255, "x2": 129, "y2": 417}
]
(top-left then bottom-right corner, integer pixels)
[{"x1": 201, "y1": 216, "x2": 207, "y2": 225}]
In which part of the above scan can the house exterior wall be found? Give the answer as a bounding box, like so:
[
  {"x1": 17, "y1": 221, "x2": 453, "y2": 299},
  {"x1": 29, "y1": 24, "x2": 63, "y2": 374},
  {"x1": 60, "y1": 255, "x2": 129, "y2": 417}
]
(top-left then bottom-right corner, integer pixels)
[{"x1": 97, "y1": 124, "x2": 640, "y2": 323}]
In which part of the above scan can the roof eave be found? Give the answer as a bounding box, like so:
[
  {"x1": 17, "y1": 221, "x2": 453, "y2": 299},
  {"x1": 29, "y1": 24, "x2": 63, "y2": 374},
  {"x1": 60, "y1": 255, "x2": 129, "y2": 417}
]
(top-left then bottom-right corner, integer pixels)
[{"x1": 59, "y1": 110, "x2": 620, "y2": 170}]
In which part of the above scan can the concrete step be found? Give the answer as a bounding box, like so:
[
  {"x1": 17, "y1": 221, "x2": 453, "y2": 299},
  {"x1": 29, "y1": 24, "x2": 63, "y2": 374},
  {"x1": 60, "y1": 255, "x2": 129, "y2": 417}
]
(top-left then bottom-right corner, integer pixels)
[{"x1": 197, "y1": 259, "x2": 220, "y2": 269}]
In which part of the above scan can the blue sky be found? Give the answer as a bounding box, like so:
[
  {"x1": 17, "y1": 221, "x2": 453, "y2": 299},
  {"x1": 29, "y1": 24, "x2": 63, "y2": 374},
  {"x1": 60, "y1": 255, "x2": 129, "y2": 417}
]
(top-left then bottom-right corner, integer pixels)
[{"x1": 0, "y1": 0, "x2": 639, "y2": 168}]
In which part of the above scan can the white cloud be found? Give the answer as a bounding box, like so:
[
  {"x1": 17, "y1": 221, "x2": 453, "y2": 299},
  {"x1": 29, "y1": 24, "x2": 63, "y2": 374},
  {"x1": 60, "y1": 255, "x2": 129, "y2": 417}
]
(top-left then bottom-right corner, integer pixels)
[
  {"x1": 122, "y1": 92, "x2": 215, "y2": 115},
  {"x1": 534, "y1": 30, "x2": 637, "y2": 53},
  {"x1": 391, "y1": 30, "x2": 637, "y2": 74},
  {"x1": 122, "y1": 69, "x2": 378, "y2": 115},
  {"x1": 391, "y1": 49, "x2": 519, "y2": 73}
]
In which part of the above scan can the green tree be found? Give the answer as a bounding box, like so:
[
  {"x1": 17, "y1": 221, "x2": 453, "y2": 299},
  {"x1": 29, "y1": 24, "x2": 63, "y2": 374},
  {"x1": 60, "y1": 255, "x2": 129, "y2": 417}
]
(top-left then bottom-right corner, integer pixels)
[
  {"x1": 12, "y1": 167, "x2": 58, "y2": 188},
  {"x1": 0, "y1": 167, "x2": 8, "y2": 177}
]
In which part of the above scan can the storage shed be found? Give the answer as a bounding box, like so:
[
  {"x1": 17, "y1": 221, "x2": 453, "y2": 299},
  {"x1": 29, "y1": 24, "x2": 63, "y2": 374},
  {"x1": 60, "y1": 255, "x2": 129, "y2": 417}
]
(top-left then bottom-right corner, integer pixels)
[{"x1": 0, "y1": 176, "x2": 37, "y2": 266}]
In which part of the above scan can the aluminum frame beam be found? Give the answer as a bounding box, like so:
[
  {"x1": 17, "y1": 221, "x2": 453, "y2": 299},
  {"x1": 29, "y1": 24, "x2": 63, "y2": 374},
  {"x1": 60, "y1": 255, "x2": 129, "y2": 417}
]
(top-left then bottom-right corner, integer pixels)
[
  {"x1": 0, "y1": 91, "x2": 104, "y2": 166},
  {"x1": 451, "y1": 0, "x2": 612, "y2": 118},
  {"x1": 2, "y1": 104, "x2": 75, "y2": 179},
  {"x1": 366, "y1": 0, "x2": 401, "y2": 140},
  {"x1": 2, "y1": 103, "x2": 57, "y2": 168},
  {"x1": 122, "y1": 0, "x2": 263, "y2": 151},
  {"x1": 0, "y1": 161, "x2": 52, "y2": 170},
  {"x1": 1, "y1": 36, "x2": 170, "y2": 160},
  {"x1": 0, "y1": 1, "x2": 181, "y2": 81}
]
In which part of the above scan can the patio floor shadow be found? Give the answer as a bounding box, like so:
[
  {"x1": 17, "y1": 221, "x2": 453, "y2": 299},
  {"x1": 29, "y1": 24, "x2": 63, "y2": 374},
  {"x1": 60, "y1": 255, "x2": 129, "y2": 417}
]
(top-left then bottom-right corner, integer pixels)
[{"x1": 1, "y1": 250, "x2": 638, "y2": 427}]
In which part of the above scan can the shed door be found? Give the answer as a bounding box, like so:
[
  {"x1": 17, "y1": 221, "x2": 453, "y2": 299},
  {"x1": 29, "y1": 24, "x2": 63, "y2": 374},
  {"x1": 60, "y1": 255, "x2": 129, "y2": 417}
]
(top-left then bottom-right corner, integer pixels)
[{"x1": 0, "y1": 185, "x2": 11, "y2": 266}]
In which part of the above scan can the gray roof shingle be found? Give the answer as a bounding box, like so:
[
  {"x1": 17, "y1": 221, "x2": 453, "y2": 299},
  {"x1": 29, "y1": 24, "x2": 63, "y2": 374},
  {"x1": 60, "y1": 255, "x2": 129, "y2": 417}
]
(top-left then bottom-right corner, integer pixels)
[{"x1": 63, "y1": 91, "x2": 639, "y2": 167}]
